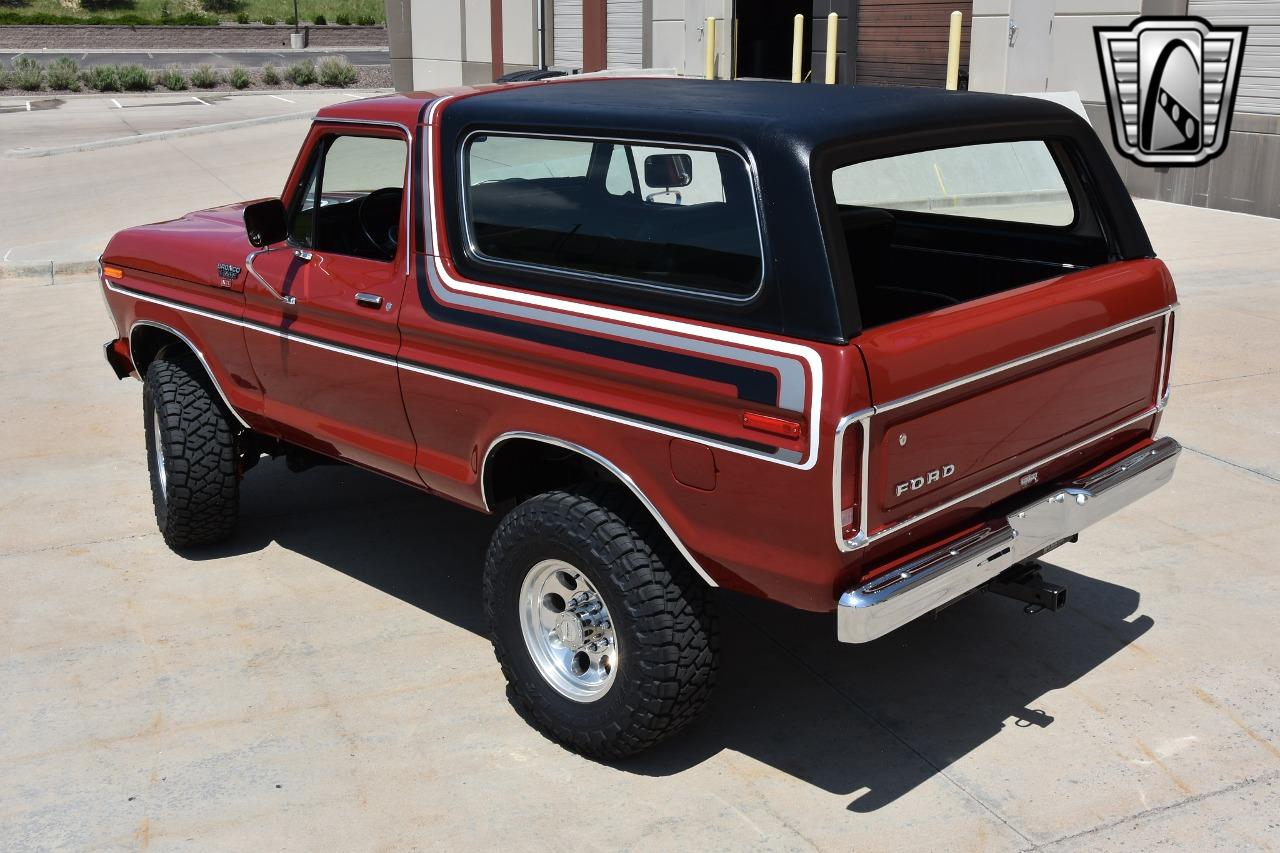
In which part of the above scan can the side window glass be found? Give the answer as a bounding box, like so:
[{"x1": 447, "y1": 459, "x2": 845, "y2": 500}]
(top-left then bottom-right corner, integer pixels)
[
  {"x1": 289, "y1": 133, "x2": 408, "y2": 262},
  {"x1": 831, "y1": 140, "x2": 1075, "y2": 227},
  {"x1": 463, "y1": 133, "x2": 763, "y2": 299}
]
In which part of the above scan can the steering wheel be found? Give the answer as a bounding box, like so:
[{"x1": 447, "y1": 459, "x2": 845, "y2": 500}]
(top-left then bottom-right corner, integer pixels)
[{"x1": 356, "y1": 187, "x2": 403, "y2": 258}]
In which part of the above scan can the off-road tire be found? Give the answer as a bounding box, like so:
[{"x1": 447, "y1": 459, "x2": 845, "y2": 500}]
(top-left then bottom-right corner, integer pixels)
[
  {"x1": 143, "y1": 353, "x2": 240, "y2": 549},
  {"x1": 483, "y1": 485, "x2": 718, "y2": 758}
]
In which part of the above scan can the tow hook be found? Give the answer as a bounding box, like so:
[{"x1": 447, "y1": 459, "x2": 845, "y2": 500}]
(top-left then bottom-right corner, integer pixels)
[{"x1": 987, "y1": 562, "x2": 1068, "y2": 614}]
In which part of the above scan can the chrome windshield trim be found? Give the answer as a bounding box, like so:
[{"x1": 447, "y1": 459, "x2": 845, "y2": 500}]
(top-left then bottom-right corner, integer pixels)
[
  {"x1": 834, "y1": 305, "x2": 1176, "y2": 553},
  {"x1": 480, "y1": 431, "x2": 717, "y2": 587}
]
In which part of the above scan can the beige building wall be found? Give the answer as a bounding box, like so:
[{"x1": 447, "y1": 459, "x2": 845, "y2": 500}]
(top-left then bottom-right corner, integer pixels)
[{"x1": 384, "y1": 0, "x2": 540, "y2": 91}]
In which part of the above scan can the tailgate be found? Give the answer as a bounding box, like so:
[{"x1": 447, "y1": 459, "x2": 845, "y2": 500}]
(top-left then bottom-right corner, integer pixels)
[{"x1": 850, "y1": 259, "x2": 1176, "y2": 544}]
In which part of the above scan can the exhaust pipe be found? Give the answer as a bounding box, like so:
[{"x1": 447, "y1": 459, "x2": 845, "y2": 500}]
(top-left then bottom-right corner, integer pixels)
[{"x1": 988, "y1": 562, "x2": 1068, "y2": 613}]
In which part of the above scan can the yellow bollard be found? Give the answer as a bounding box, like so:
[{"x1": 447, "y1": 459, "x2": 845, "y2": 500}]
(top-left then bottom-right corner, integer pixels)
[
  {"x1": 705, "y1": 17, "x2": 716, "y2": 80},
  {"x1": 791, "y1": 14, "x2": 804, "y2": 83},
  {"x1": 824, "y1": 12, "x2": 838, "y2": 84},
  {"x1": 945, "y1": 10, "x2": 962, "y2": 90}
]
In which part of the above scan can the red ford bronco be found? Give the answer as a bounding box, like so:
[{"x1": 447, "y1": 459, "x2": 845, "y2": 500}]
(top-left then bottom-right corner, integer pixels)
[{"x1": 100, "y1": 78, "x2": 1180, "y2": 757}]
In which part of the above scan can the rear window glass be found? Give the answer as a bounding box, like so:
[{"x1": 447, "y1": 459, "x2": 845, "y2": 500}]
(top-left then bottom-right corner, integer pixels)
[
  {"x1": 831, "y1": 140, "x2": 1075, "y2": 227},
  {"x1": 462, "y1": 134, "x2": 763, "y2": 299}
]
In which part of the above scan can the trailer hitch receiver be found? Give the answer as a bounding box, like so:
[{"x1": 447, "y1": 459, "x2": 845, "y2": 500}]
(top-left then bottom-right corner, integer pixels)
[{"x1": 988, "y1": 562, "x2": 1068, "y2": 613}]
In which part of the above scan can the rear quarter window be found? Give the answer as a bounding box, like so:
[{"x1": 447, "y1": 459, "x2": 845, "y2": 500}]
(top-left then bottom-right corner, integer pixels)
[
  {"x1": 832, "y1": 140, "x2": 1075, "y2": 227},
  {"x1": 461, "y1": 133, "x2": 764, "y2": 301}
]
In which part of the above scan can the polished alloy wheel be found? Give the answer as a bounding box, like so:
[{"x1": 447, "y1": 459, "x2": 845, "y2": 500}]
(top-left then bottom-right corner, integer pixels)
[
  {"x1": 518, "y1": 558, "x2": 618, "y2": 702},
  {"x1": 152, "y1": 408, "x2": 168, "y2": 498}
]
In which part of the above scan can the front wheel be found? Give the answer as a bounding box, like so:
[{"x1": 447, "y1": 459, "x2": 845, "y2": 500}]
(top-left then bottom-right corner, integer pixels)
[
  {"x1": 483, "y1": 487, "x2": 718, "y2": 758},
  {"x1": 143, "y1": 353, "x2": 240, "y2": 549}
]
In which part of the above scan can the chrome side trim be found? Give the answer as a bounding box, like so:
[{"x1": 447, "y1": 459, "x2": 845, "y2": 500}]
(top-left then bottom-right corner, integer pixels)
[
  {"x1": 837, "y1": 436, "x2": 1181, "y2": 643},
  {"x1": 106, "y1": 280, "x2": 784, "y2": 470},
  {"x1": 833, "y1": 306, "x2": 1176, "y2": 552},
  {"x1": 127, "y1": 318, "x2": 253, "y2": 431},
  {"x1": 480, "y1": 431, "x2": 718, "y2": 587}
]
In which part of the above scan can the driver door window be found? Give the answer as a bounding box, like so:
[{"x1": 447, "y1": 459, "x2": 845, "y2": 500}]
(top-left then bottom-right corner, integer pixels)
[{"x1": 289, "y1": 133, "x2": 408, "y2": 261}]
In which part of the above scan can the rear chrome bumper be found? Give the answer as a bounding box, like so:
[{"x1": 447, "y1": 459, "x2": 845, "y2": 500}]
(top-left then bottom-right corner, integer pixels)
[{"x1": 837, "y1": 436, "x2": 1181, "y2": 644}]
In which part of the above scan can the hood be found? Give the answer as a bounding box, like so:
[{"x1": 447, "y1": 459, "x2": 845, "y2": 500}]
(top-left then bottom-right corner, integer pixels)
[{"x1": 103, "y1": 202, "x2": 259, "y2": 289}]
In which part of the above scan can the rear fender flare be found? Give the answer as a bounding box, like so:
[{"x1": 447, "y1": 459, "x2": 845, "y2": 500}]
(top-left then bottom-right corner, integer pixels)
[{"x1": 480, "y1": 431, "x2": 717, "y2": 588}]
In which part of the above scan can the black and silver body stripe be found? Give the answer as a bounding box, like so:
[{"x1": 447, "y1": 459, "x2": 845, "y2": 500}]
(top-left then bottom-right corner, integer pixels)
[
  {"x1": 418, "y1": 95, "x2": 825, "y2": 469},
  {"x1": 107, "y1": 279, "x2": 800, "y2": 462}
]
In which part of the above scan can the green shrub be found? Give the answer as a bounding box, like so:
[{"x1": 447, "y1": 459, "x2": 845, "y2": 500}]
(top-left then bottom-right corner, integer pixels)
[
  {"x1": 158, "y1": 1, "x2": 169, "y2": 19},
  {"x1": 84, "y1": 64, "x2": 121, "y2": 92},
  {"x1": 235, "y1": 11, "x2": 248, "y2": 22},
  {"x1": 10, "y1": 56, "x2": 45, "y2": 91},
  {"x1": 200, "y1": 0, "x2": 242, "y2": 12},
  {"x1": 261, "y1": 63, "x2": 281, "y2": 85},
  {"x1": 189, "y1": 64, "x2": 219, "y2": 88},
  {"x1": 228, "y1": 66, "x2": 251, "y2": 89},
  {"x1": 313, "y1": 13, "x2": 325, "y2": 24},
  {"x1": 259, "y1": 14, "x2": 275, "y2": 24},
  {"x1": 355, "y1": 14, "x2": 375, "y2": 25},
  {"x1": 0, "y1": 66, "x2": 8, "y2": 90},
  {"x1": 334, "y1": 13, "x2": 350, "y2": 24},
  {"x1": 46, "y1": 57, "x2": 80, "y2": 91},
  {"x1": 81, "y1": 0, "x2": 136, "y2": 10},
  {"x1": 157, "y1": 66, "x2": 187, "y2": 91},
  {"x1": 286, "y1": 59, "x2": 316, "y2": 86},
  {"x1": 284, "y1": 14, "x2": 296, "y2": 24},
  {"x1": 118, "y1": 63, "x2": 152, "y2": 91},
  {"x1": 317, "y1": 56, "x2": 357, "y2": 88}
]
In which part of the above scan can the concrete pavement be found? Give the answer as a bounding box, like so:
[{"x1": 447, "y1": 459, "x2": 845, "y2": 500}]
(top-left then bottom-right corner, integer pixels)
[
  {"x1": 0, "y1": 91, "x2": 383, "y2": 270},
  {"x1": 0, "y1": 200, "x2": 1277, "y2": 849}
]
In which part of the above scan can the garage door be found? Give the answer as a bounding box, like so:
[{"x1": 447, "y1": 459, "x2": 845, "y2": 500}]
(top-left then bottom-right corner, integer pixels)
[
  {"x1": 607, "y1": 0, "x2": 644, "y2": 68},
  {"x1": 1189, "y1": 1, "x2": 1280, "y2": 115},
  {"x1": 553, "y1": 0, "x2": 583, "y2": 68},
  {"x1": 855, "y1": 0, "x2": 972, "y2": 87}
]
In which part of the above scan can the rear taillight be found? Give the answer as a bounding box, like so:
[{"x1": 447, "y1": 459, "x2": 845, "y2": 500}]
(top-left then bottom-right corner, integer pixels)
[
  {"x1": 1159, "y1": 312, "x2": 1176, "y2": 406},
  {"x1": 836, "y1": 418, "x2": 865, "y2": 542}
]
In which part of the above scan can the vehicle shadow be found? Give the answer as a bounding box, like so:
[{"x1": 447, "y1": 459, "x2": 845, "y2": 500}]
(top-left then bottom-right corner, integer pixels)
[{"x1": 197, "y1": 458, "x2": 1153, "y2": 812}]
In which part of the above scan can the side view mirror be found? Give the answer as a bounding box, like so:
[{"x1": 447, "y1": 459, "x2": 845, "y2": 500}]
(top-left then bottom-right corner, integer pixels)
[
  {"x1": 644, "y1": 153, "x2": 693, "y2": 189},
  {"x1": 244, "y1": 198, "x2": 288, "y2": 248}
]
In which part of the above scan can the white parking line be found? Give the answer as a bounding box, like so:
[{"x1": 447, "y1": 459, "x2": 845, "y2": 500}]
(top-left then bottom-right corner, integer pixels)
[
  {"x1": 2, "y1": 248, "x2": 12, "y2": 262},
  {"x1": 191, "y1": 96, "x2": 212, "y2": 106},
  {"x1": 25, "y1": 101, "x2": 31, "y2": 112},
  {"x1": 111, "y1": 98, "x2": 123, "y2": 109},
  {"x1": 269, "y1": 94, "x2": 295, "y2": 104}
]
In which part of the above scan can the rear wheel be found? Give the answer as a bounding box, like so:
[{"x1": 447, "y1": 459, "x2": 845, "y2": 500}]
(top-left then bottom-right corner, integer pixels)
[
  {"x1": 143, "y1": 353, "x2": 240, "y2": 549},
  {"x1": 483, "y1": 486, "x2": 718, "y2": 758}
]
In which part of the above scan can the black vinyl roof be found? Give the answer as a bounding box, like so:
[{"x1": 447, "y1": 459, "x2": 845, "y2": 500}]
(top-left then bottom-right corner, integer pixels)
[
  {"x1": 435, "y1": 77, "x2": 1155, "y2": 342},
  {"x1": 452, "y1": 77, "x2": 1094, "y2": 156}
]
